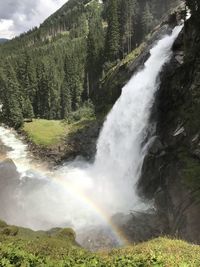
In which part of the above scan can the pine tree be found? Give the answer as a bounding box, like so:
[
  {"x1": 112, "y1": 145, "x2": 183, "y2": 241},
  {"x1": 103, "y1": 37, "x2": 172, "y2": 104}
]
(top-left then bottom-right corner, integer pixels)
[
  {"x1": 86, "y1": 0, "x2": 104, "y2": 96},
  {"x1": 142, "y1": 2, "x2": 154, "y2": 36},
  {"x1": 61, "y1": 78, "x2": 72, "y2": 119},
  {"x1": 0, "y1": 62, "x2": 23, "y2": 128},
  {"x1": 61, "y1": 53, "x2": 84, "y2": 118},
  {"x1": 119, "y1": 0, "x2": 139, "y2": 56},
  {"x1": 36, "y1": 62, "x2": 50, "y2": 118},
  {"x1": 105, "y1": 0, "x2": 120, "y2": 61},
  {"x1": 22, "y1": 98, "x2": 34, "y2": 119},
  {"x1": 48, "y1": 66, "x2": 61, "y2": 120}
]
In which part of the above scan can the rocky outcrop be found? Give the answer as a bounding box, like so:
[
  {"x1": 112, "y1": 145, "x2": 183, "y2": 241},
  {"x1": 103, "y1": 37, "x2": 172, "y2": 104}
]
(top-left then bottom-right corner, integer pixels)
[
  {"x1": 61, "y1": 120, "x2": 101, "y2": 162},
  {"x1": 0, "y1": 159, "x2": 19, "y2": 182},
  {"x1": 0, "y1": 159, "x2": 20, "y2": 221},
  {"x1": 21, "y1": 120, "x2": 102, "y2": 165},
  {"x1": 0, "y1": 140, "x2": 11, "y2": 157},
  {"x1": 138, "y1": 15, "x2": 200, "y2": 244}
]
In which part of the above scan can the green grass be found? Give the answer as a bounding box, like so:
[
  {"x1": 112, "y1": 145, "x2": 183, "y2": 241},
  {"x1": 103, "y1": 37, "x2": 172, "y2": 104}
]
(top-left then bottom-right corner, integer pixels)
[
  {"x1": 23, "y1": 119, "x2": 67, "y2": 146},
  {"x1": 1, "y1": 220, "x2": 200, "y2": 266},
  {"x1": 23, "y1": 118, "x2": 96, "y2": 147},
  {"x1": 104, "y1": 238, "x2": 200, "y2": 267}
]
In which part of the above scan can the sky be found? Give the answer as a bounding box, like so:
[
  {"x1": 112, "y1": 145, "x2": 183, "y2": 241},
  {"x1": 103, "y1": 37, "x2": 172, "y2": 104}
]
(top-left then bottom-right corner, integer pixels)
[{"x1": 0, "y1": 0, "x2": 67, "y2": 39}]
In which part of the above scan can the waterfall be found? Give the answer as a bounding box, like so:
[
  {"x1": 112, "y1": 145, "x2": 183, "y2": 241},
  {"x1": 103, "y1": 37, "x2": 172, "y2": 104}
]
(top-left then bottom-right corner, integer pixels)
[
  {"x1": 92, "y1": 25, "x2": 183, "y2": 211},
  {"x1": 0, "y1": 26, "x2": 182, "y2": 236}
]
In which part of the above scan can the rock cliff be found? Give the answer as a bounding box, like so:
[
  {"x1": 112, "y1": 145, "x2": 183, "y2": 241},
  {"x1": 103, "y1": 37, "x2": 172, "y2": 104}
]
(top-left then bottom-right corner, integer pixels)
[{"x1": 138, "y1": 15, "x2": 200, "y2": 243}]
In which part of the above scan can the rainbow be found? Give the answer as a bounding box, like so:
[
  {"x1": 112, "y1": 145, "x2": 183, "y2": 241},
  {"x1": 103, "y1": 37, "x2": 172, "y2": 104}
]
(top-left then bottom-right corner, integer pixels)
[
  {"x1": 51, "y1": 173, "x2": 130, "y2": 247},
  {"x1": 0, "y1": 138, "x2": 130, "y2": 246}
]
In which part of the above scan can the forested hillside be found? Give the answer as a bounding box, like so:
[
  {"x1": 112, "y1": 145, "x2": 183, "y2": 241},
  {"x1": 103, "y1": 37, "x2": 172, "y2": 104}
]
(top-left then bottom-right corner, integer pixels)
[
  {"x1": 0, "y1": 39, "x2": 8, "y2": 44},
  {"x1": 0, "y1": 0, "x2": 180, "y2": 128}
]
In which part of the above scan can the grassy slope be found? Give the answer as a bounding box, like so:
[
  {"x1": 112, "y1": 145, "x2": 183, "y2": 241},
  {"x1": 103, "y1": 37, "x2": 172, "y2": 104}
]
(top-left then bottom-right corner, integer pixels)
[
  {"x1": 23, "y1": 119, "x2": 94, "y2": 147},
  {"x1": 0, "y1": 220, "x2": 200, "y2": 266},
  {"x1": 23, "y1": 119, "x2": 67, "y2": 146}
]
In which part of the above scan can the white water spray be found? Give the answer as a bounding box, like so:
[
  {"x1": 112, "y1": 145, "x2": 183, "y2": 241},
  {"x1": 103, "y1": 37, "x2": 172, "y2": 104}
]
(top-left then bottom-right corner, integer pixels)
[
  {"x1": 0, "y1": 26, "x2": 182, "y2": 237},
  {"x1": 0, "y1": 127, "x2": 31, "y2": 173}
]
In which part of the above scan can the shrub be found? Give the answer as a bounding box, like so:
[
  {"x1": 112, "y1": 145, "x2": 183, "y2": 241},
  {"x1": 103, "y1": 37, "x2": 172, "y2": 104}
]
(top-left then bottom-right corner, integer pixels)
[
  {"x1": 56, "y1": 228, "x2": 76, "y2": 241},
  {"x1": 1, "y1": 227, "x2": 18, "y2": 237},
  {"x1": 0, "y1": 220, "x2": 7, "y2": 228},
  {"x1": 66, "y1": 101, "x2": 95, "y2": 123}
]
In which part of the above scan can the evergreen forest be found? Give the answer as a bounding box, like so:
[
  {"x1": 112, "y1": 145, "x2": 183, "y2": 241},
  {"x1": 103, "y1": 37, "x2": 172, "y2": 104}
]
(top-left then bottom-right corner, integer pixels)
[{"x1": 0, "y1": 0, "x2": 180, "y2": 128}]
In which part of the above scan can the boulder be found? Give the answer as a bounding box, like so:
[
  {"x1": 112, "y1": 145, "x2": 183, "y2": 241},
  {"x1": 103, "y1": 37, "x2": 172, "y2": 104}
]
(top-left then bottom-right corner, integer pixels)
[{"x1": 0, "y1": 159, "x2": 19, "y2": 184}]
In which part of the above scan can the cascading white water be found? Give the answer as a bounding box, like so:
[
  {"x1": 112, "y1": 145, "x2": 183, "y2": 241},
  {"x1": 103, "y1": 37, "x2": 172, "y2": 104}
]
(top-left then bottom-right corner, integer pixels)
[
  {"x1": 0, "y1": 26, "x2": 182, "y2": 237},
  {"x1": 0, "y1": 127, "x2": 31, "y2": 173},
  {"x1": 92, "y1": 25, "x2": 183, "y2": 211}
]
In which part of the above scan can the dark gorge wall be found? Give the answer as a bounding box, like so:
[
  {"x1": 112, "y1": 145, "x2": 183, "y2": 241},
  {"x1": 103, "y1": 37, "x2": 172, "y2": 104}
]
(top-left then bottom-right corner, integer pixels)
[{"x1": 138, "y1": 15, "x2": 200, "y2": 243}]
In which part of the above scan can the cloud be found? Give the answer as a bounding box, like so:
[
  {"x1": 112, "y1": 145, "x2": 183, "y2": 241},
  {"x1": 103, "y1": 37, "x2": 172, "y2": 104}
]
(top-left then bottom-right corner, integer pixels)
[
  {"x1": 0, "y1": 19, "x2": 14, "y2": 38},
  {"x1": 0, "y1": 0, "x2": 67, "y2": 38}
]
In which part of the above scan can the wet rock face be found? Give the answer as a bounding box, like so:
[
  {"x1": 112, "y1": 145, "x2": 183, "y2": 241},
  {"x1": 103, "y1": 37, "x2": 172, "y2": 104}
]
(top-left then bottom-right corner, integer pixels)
[
  {"x1": 78, "y1": 210, "x2": 169, "y2": 250},
  {"x1": 112, "y1": 211, "x2": 169, "y2": 244},
  {"x1": 138, "y1": 17, "x2": 200, "y2": 244},
  {"x1": 0, "y1": 140, "x2": 12, "y2": 159},
  {"x1": 0, "y1": 159, "x2": 20, "y2": 221},
  {"x1": 62, "y1": 121, "x2": 102, "y2": 162},
  {"x1": 0, "y1": 159, "x2": 19, "y2": 181},
  {"x1": 78, "y1": 226, "x2": 121, "y2": 251}
]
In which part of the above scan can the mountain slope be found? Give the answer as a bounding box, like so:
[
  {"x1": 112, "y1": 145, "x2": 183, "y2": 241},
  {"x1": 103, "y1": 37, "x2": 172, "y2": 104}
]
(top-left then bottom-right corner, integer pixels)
[
  {"x1": 0, "y1": 0, "x2": 180, "y2": 128},
  {"x1": 0, "y1": 38, "x2": 8, "y2": 44}
]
